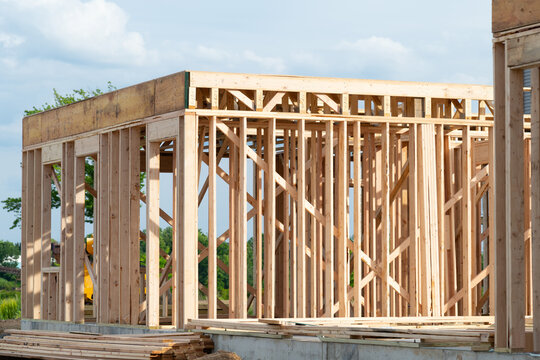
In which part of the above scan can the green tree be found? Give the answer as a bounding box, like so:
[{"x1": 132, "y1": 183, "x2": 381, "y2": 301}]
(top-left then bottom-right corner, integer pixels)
[
  {"x1": 197, "y1": 231, "x2": 231, "y2": 299},
  {"x1": 160, "y1": 227, "x2": 173, "y2": 254},
  {"x1": 2, "y1": 84, "x2": 117, "y2": 229},
  {"x1": 24, "y1": 83, "x2": 116, "y2": 116},
  {"x1": 0, "y1": 240, "x2": 20, "y2": 268},
  {"x1": 151, "y1": 227, "x2": 239, "y2": 300}
]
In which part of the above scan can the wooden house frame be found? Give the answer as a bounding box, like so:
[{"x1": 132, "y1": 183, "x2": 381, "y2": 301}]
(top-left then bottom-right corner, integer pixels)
[
  {"x1": 17, "y1": 0, "x2": 540, "y2": 353},
  {"x1": 21, "y1": 70, "x2": 500, "y2": 332}
]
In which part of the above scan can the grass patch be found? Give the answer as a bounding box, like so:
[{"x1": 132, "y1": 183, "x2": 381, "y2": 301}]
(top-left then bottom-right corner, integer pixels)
[{"x1": 0, "y1": 295, "x2": 20, "y2": 320}]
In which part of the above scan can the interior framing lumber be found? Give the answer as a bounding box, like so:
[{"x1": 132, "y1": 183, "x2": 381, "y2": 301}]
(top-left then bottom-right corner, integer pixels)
[{"x1": 24, "y1": 69, "x2": 540, "y2": 351}]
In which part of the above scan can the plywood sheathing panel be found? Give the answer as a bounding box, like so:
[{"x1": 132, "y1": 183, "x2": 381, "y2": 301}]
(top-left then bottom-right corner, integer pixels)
[
  {"x1": 94, "y1": 91, "x2": 118, "y2": 130},
  {"x1": 23, "y1": 71, "x2": 186, "y2": 147},
  {"x1": 25, "y1": 114, "x2": 42, "y2": 148},
  {"x1": 59, "y1": 98, "x2": 96, "y2": 139},
  {"x1": 507, "y1": 31, "x2": 540, "y2": 68},
  {"x1": 115, "y1": 81, "x2": 155, "y2": 126},
  {"x1": 155, "y1": 72, "x2": 186, "y2": 114},
  {"x1": 492, "y1": 0, "x2": 540, "y2": 34}
]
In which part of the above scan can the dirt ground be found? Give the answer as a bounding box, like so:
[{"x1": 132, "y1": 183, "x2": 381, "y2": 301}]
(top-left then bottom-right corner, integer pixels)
[{"x1": 0, "y1": 319, "x2": 20, "y2": 336}]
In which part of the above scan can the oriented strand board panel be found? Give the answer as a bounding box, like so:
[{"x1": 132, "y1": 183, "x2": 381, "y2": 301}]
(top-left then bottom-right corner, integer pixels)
[
  {"x1": 23, "y1": 71, "x2": 186, "y2": 147},
  {"x1": 507, "y1": 31, "x2": 540, "y2": 68},
  {"x1": 493, "y1": 0, "x2": 540, "y2": 33},
  {"x1": 94, "y1": 92, "x2": 119, "y2": 130},
  {"x1": 40, "y1": 108, "x2": 60, "y2": 145},
  {"x1": 24, "y1": 113, "x2": 42, "y2": 147},
  {"x1": 114, "y1": 80, "x2": 155, "y2": 127},
  {"x1": 155, "y1": 72, "x2": 186, "y2": 114},
  {"x1": 56, "y1": 97, "x2": 96, "y2": 140}
]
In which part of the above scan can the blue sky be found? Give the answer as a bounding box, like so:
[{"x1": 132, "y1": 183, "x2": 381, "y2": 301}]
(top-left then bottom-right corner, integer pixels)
[{"x1": 0, "y1": 0, "x2": 492, "y2": 243}]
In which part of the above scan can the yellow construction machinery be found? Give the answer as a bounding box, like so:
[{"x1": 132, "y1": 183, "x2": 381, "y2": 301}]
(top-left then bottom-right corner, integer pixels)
[{"x1": 84, "y1": 237, "x2": 94, "y2": 302}]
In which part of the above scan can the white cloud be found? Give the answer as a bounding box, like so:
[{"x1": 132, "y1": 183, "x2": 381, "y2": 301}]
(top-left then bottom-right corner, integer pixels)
[
  {"x1": 242, "y1": 50, "x2": 285, "y2": 73},
  {"x1": 337, "y1": 36, "x2": 410, "y2": 56},
  {"x1": 0, "y1": 32, "x2": 24, "y2": 48},
  {"x1": 190, "y1": 45, "x2": 286, "y2": 73},
  {"x1": 328, "y1": 36, "x2": 428, "y2": 80},
  {"x1": 335, "y1": 36, "x2": 414, "y2": 69},
  {"x1": 196, "y1": 45, "x2": 228, "y2": 62},
  {"x1": 5, "y1": 0, "x2": 150, "y2": 65},
  {"x1": 0, "y1": 57, "x2": 17, "y2": 68}
]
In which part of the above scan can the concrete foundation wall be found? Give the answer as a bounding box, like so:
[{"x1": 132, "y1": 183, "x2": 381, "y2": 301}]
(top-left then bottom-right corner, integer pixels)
[
  {"x1": 20, "y1": 319, "x2": 177, "y2": 335},
  {"x1": 211, "y1": 333, "x2": 539, "y2": 360}
]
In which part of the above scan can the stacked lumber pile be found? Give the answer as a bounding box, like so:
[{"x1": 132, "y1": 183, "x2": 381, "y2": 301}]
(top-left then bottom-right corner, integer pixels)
[
  {"x1": 0, "y1": 329, "x2": 213, "y2": 360},
  {"x1": 187, "y1": 316, "x2": 495, "y2": 350}
]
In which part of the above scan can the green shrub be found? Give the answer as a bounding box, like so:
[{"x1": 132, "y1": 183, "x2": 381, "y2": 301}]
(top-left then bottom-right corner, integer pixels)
[
  {"x1": 0, "y1": 296, "x2": 20, "y2": 320},
  {"x1": 0, "y1": 277, "x2": 17, "y2": 291},
  {"x1": 0, "y1": 290, "x2": 19, "y2": 300}
]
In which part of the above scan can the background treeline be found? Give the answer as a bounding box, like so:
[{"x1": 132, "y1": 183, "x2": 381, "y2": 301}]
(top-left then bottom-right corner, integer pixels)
[{"x1": 141, "y1": 228, "x2": 256, "y2": 300}]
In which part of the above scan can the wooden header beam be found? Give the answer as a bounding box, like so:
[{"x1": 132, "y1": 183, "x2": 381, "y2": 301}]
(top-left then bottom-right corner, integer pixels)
[{"x1": 188, "y1": 71, "x2": 493, "y2": 99}]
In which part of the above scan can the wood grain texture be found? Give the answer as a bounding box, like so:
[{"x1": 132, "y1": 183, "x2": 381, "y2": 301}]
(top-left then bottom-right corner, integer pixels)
[
  {"x1": 492, "y1": 0, "x2": 540, "y2": 33},
  {"x1": 23, "y1": 72, "x2": 186, "y2": 147}
]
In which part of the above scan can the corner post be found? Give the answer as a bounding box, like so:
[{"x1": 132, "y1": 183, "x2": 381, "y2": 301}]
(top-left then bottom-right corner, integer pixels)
[
  {"x1": 493, "y1": 40, "x2": 508, "y2": 350},
  {"x1": 505, "y1": 65, "x2": 525, "y2": 351}
]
